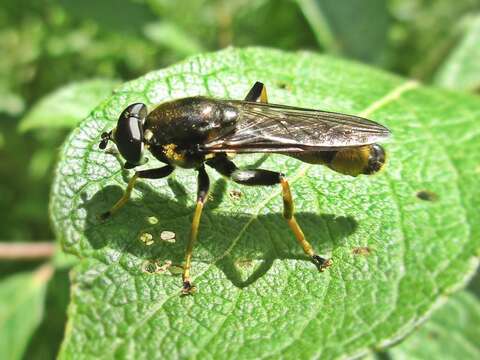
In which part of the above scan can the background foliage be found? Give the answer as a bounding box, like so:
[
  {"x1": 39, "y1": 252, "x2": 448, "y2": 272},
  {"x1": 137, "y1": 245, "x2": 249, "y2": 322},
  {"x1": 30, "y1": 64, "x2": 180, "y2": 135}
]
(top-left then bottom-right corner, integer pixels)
[{"x1": 1, "y1": 0, "x2": 479, "y2": 359}]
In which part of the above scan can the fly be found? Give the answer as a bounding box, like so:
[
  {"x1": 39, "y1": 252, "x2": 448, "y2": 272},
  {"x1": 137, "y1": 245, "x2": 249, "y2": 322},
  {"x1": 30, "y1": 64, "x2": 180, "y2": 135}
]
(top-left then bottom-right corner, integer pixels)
[{"x1": 98, "y1": 82, "x2": 391, "y2": 294}]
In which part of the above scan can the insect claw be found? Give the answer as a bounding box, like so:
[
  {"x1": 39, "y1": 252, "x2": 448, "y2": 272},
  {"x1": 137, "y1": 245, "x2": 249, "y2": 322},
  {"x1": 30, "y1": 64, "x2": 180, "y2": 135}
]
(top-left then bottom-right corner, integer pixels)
[
  {"x1": 181, "y1": 281, "x2": 197, "y2": 296},
  {"x1": 312, "y1": 255, "x2": 332, "y2": 272}
]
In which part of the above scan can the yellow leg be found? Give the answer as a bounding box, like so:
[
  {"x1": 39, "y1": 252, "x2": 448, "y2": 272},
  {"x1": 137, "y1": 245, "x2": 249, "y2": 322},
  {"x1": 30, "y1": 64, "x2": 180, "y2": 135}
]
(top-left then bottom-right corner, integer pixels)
[
  {"x1": 181, "y1": 166, "x2": 210, "y2": 295},
  {"x1": 100, "y1": 173, "x2": 139, "y2": 220},
  {"x1": 244, "y1": 81, "x2": 269, "y2": 103},
  {"x1": 206, "y1": 154, "x2": 331, "y2": 272},
  {"x1": 99, "y1": 165, "x2": 174, "y2": 221},
  {"x1": 280, "y1": 177, "x2": 332, "y2": 271},
  {"x1": 181, "y1": 201, "x2": 205, "y2": 295},
  {"x1": 259, "y1": 84, "x2": 268, "y2": 103}
]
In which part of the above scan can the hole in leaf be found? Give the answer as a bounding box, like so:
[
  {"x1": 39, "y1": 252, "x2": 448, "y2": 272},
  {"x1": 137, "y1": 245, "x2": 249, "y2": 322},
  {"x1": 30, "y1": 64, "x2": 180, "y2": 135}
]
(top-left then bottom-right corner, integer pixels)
[
  {"x1": 352, "y1": 247, "x2": 372, "y2": 256},
  {"x1": 416, "y1": 190, "x2": 438, "y2": 202},
  {"x1": 235, "y1": 258, "x2": 254, "y2": 269},
  {"x1": 139, "y1": 232, "x2": 154, "y2": 246},
  {"x1": 160, "y1": 230, "x2": 176, "y2": 243},
  {"x1": 147, "y1": 216, "x2": 158, "y2": 224},
  {"x1": 141, "y1": 260, "x2": 174, "y2": 274},
  {"x1": 229, "y1": 189, "x2": 243, "y2": 200},
  {"x1": 141, "y1": 260, "x2": 158, "y2": 274}
]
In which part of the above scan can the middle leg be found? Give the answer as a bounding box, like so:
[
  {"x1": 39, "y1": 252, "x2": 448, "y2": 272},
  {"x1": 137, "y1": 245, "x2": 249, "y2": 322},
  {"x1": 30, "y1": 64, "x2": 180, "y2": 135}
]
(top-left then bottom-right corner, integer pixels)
[
  {"x1": 207, "y1": 155, "x2": 331, "y2": 271},
  {"x1": 182, "y1": 165, "x2": 210, "y2": 295}
]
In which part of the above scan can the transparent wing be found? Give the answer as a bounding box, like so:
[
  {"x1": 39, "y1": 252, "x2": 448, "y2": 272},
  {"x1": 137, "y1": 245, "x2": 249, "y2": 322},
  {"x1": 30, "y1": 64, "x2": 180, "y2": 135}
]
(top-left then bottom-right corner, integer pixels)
[{"x1": 200, "y1": 100, "x2": 391, "y2": 153}]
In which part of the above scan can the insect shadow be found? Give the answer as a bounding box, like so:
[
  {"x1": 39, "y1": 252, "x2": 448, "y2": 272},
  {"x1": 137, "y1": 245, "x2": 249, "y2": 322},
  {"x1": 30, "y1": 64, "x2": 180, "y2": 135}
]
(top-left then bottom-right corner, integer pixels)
[{"x1": 81, "y1": 177, "x2": 357, "y2": 289}]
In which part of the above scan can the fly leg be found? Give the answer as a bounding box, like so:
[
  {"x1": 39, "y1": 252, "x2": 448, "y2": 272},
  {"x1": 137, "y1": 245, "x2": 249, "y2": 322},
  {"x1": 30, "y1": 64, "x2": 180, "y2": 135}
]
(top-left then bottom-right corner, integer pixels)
[
  {"x1": 99, "y1": 165, "x2": 175, "y2": 220},
  {"x1": 182, "y1": 165, "x2": 210, "y2": 295},
  {"x1": 207, "y1": 155, "x2": 331, "y2": 271},
  {"x1": 244, "y1": 81, "x2": 268, "y2": 103}
]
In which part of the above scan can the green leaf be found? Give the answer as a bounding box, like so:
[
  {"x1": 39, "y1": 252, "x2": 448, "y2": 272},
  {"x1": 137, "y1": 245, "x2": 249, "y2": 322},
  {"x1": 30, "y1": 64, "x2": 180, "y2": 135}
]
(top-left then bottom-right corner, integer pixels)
[
  {"x1": 23, "y1": 268, "x2": 71, "y2": 360},
  {"x1": 51, "y1": 48, "x2": 480, "y2": 359},
  {"x1": 467, "y1": 269, "x2": 480, "y2": 297},
  {"x1": 146, "y1": 0, "x2": 317, "y2": 50},
  {"x1": 0, "y1": 87, "x2": 24, "y2": 116},
  {"x1": 19, "y1": 79, "x2": 120, "y2": 132},
  {"x1": 58, "y1": 0, "x2": 157, "y2": 34},
  {"x1": 387, "y1": 0, "x2": 477, "y2": 79},
  {"x1": 143, "y1": 21, "x2": 204, "y2": 57},
  {"x1": 0, "y1": 265, "x2": 53, "y2": 360},
  {"x1": 389, "y1": 291, "x2": 480, "y2": 359},
  {"x1": 296, "y1": 0, "x2": 390, "y2": 63},
  {"x1": 434, "y1": 14, "x2": 480, "y2": 92}
]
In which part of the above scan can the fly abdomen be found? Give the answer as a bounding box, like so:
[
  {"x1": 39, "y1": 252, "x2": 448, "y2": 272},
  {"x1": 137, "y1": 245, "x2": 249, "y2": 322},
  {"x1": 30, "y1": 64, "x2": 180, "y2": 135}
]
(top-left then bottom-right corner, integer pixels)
[{"x1": 288, "y1": 144, "x2": 386, "y2": 177}]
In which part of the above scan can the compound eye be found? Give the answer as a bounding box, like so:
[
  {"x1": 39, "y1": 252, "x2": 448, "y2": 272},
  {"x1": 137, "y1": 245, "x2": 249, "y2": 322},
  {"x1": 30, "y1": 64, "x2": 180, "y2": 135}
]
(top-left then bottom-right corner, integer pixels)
[
  {"x1": 364, "y1": 144, "x2": 386, "y2": 175},
  {"x1": 123, "y1": 103, "x2": 148, "y2": 121},
  {"x1": 114, "y1": 103, "x2": 147, "y2": 166}
]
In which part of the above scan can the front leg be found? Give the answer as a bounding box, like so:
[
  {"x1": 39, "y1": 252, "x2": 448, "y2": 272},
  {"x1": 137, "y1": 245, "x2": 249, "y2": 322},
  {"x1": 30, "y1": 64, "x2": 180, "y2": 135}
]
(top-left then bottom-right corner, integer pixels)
[
  {"x1": 100, "y1": 165, "x2": 175, "y2": 220},
  {"x1": 182, "y1": 165, "x2": 210, "y2": 295}
]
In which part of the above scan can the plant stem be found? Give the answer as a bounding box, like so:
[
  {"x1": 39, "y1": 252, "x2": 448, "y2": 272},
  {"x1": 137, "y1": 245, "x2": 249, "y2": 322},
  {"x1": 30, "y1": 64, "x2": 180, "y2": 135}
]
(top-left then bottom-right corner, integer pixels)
[{"x1": 0, "y1": 242, "x2": 55, "y2": 260}]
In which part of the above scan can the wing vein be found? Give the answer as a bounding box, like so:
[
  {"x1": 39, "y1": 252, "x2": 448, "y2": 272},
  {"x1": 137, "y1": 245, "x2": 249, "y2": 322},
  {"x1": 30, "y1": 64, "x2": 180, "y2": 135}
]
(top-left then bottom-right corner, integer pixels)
[{"x1": 201, "y1": 100, "x2": 390, "y2": 153}]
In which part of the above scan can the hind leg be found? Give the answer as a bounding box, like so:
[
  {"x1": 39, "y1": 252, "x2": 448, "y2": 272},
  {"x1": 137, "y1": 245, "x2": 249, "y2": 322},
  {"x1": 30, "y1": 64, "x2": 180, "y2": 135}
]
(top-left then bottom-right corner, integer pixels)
[
  {"x1": 244, "y1": 81, "x2": 268, "y2": 103},
  {"x1": 207, "y1": 155, "x2": 331, "y2": 270}
]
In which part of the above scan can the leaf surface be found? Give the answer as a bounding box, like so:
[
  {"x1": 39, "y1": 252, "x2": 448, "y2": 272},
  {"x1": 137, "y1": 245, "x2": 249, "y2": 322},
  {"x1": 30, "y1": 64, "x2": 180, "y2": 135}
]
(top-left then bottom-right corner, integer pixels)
[
  {"x1": 0, "y1": 265, "x2": 53, "y2": 360},
  {"x1": 51, "y1": 48, "x2": 480, "y2": 359},
  {"x1": 389, "y1": 291, "x2": 480, "y2": 359},
  {"x1": 19, "y1": 79, "x2": 120, "y2": 132},
  {"x1": 434, "y1": 14, "x2": 480, "y2": 91},
  {"x1": 297, "y1": 0, "x2": 390, "y2": 63}
]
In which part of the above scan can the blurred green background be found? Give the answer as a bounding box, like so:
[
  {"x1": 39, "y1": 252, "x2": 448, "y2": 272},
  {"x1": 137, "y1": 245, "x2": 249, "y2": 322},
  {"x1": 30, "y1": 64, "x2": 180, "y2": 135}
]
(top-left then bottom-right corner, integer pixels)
[{"x1": 1, "y1": 0, "x2": 479, "y2": 358}]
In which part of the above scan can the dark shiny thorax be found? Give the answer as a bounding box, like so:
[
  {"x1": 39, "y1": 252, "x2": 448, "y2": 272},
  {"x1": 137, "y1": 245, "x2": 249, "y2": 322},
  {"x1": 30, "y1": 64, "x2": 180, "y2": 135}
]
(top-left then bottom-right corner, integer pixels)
[
  {"x1": 144, "y1": 96, "x2": 239, "y2": 168},
  {"x1": 145, "y1": 97, "x2": 238, "y2": 146}
]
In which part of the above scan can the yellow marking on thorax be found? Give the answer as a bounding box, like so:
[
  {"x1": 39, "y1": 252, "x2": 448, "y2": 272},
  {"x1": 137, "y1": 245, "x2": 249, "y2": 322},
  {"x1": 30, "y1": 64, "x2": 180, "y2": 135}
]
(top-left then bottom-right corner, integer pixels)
[{"x1": 163, "y1": 143, "x2": 186, "y2": 164}]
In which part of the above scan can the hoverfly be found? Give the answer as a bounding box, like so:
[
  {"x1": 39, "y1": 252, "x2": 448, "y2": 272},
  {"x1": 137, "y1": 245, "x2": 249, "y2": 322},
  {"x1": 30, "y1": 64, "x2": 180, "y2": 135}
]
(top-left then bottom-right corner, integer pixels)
[{"x1": 98, "y1": 82, "x2": 390, "y2": 294}]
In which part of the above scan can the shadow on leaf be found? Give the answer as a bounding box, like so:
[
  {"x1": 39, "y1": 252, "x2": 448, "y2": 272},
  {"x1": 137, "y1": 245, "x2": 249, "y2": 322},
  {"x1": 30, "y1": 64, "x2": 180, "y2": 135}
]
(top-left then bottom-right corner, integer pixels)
[{"x1": 79, "y1": 177, "x2": 357, "y2": 289}]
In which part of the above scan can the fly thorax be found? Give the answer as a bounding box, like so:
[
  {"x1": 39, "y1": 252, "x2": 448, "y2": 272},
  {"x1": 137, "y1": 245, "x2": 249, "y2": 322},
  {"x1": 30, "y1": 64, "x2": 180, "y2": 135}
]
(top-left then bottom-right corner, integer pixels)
[{"x1": 161, "y1": 143, "x2": 204, "y2": 168}]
